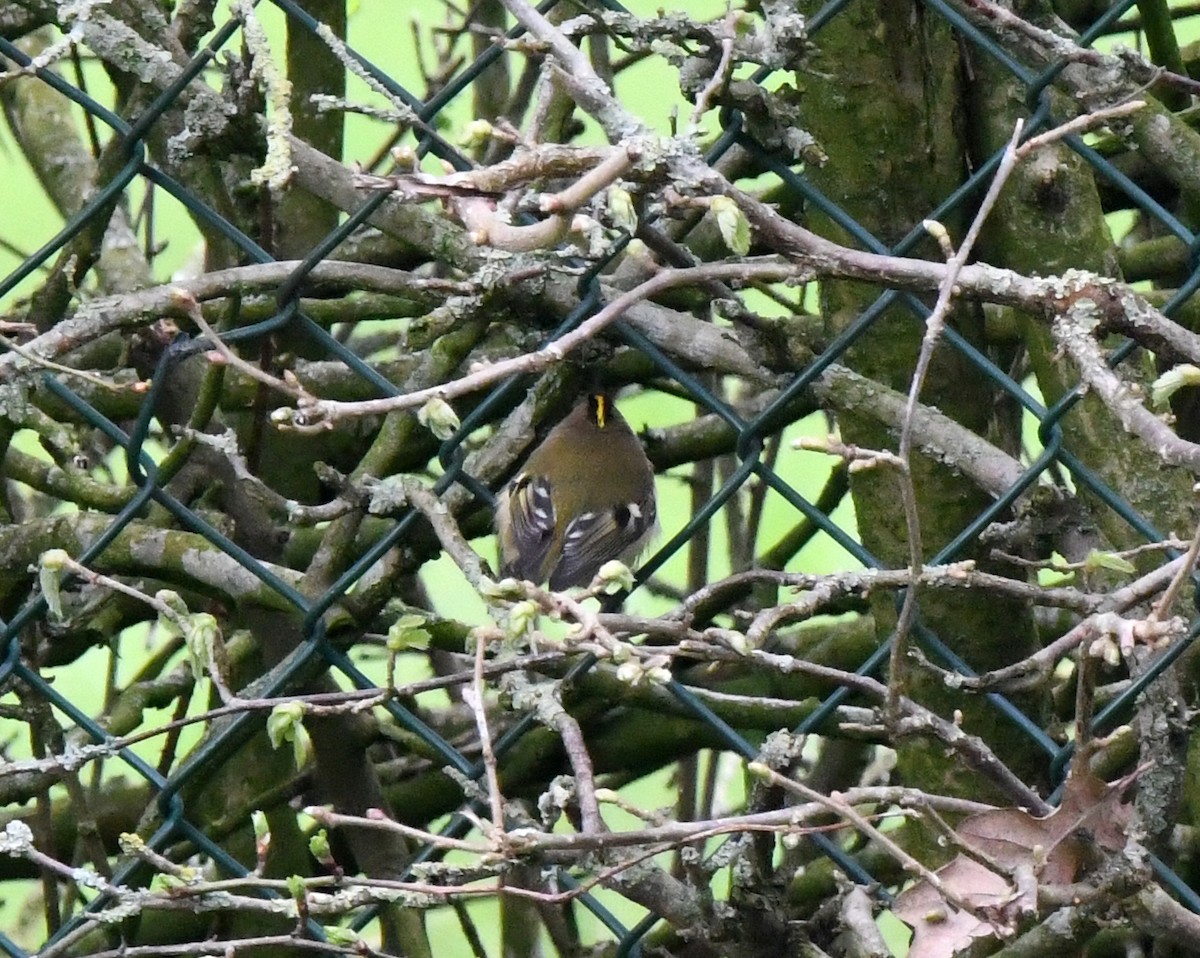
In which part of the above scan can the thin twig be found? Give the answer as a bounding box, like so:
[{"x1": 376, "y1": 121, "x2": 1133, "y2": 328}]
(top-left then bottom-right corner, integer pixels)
[
  {"x1": 398, "y1": 477, "x2": 486, "y2": 585},
  {"x1": 1150, "y1": 515, "x2": 1200, "y2": 622},
  {"x1": 48, "y1": 555, "x2": 236, "y2": 701},
  {"x1": 688, "y1": 14, "x2": 736, "y2": 131},
  {"x1": 0, "y1": 328, "x2": 126, "y2": 392},
  {"x1": 466, "y1": 629, "x2": 508, "y2": 837},
  {"x1": 889, "y1": 119, "x2": 1026, "y2": 715},
  {"x1": 889, "y1": 100, "x2": 1148, "y2": 714},
  {"x1": 276, "y1": 259, "x2": 798, "y2": 432},
  {"x1": 547, "y1": 706, "x2": 605, "y2": 833},
  {"x1": 750, "y1": 761, "x2": 987, "y2": 917},
  {"x1": 180, "y1": 294, "x2": 303, "y2": 400}
]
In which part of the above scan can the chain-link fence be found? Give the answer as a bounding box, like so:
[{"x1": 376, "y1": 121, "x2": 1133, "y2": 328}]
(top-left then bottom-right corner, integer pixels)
[{"x1": 3, "y1": 0, "x2": 1200, "y2": 955}]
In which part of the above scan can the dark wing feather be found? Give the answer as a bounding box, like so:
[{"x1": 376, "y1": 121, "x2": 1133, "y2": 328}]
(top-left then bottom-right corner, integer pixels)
[
  {"x1": 549, "y1": 499, "x2": 656, "y2": 589},
  {"x1": 499, "y1": 474, "x2": 557, "y2": 582}
]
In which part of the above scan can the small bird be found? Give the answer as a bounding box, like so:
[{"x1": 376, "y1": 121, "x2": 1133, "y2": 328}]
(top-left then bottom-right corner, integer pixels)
[{"x1": 496, "y1": 392, "x2": 657, "y2": 589}]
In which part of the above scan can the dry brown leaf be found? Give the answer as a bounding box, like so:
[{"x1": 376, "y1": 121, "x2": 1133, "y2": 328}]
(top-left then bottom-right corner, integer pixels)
[
  {"x1": 894, "y1": 855, "x2": 1025, "y2": 958},
  {"x1": 894, "y1": 770, "x2": 1134, "y2": 957}
]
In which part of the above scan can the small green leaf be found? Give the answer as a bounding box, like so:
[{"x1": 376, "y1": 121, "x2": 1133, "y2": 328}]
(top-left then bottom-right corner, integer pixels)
[
  {"x1": 418, "y1": 396, "x2": 461, "y2": 440},
  {"x1": 459, "y1": 119, "x2": 495, "y2": 149},
  {"x1": 286, "y1": 874, "x2": 307, "y2": 900},
  {"x1": 323, "y1": 926, "x2": 361, "y2": 946},
  {"x1": 1152, "y1": 364, "x2": 1200, "y2": 407},
  {"x1": 150, "y1": 873, "x2": 187, "y2": 894},
  {"x1": 479, "y1": 576, "x2": 524, "y2": 600},
  {"x1": 607, "y1": 186, "x2": 638, "y2": 233},
  {"x1": 291, "y1": 723, "x2": 313, "y2": 768},
  {"x1": 38, "y1": 550, "x2": 69, "y2": 620},
  {"x1": 267, "y1": 702, "x2": 310, "y2": 770},
  {"x1": 595, "y1": 560, "x2": 635, "y2": 593},
  {"x1": 40, "y1": 548, "x2": 69, "y2": 572},
  {"x1": 387, "y1": 613, "x2": 431, "y2": 651},
  {"x1": 1084, "y1": 550, "x2": 1136, "y2": 575},
  {"x1": 710, "y1": 195, "x2": 751, "y2": 255},
  {"x1": 182, "y1": 613, "x2": 220, "y2": 679},
  {"x1": 154, "y1": 589, "x2": 189, "y2": 616},
  {"x1": 153, "y1": 591, "x2": 187, "y2": 643},
  {"x1": 506, "y1": 600, "x2": 539, "y2": 639},
  {"x1": 309, "y1": 829, "x2": 334, "y2": 866},
  {"x1": 118, "y1": 832, "x2": 145, "y2": 855}
]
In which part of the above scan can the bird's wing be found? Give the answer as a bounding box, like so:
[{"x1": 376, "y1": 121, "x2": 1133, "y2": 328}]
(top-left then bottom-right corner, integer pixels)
[
  {"x1": 550, "y1": 499, "x2": 655, "y2": 590},
  {"x1": 499, "y1": 474, "x2": 557, "y2": 583}
]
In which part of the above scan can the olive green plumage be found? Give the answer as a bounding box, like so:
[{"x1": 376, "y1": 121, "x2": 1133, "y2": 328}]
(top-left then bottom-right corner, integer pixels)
[{"x1": 496, "y1": 393, "x2": 657, "y2": 589}]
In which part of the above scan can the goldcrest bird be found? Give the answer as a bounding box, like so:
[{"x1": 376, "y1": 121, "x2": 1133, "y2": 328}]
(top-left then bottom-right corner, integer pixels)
[{"x1": 496, "y1": 392, "x2": 657, "y2": 589}]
